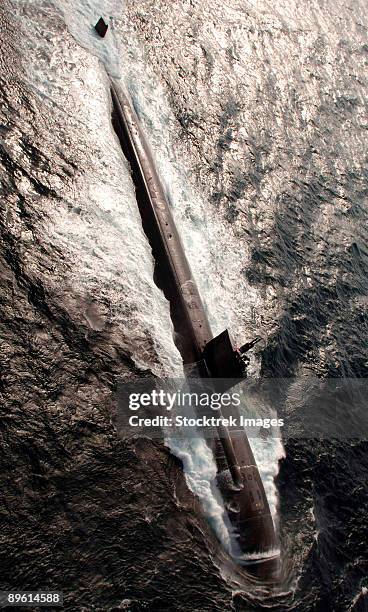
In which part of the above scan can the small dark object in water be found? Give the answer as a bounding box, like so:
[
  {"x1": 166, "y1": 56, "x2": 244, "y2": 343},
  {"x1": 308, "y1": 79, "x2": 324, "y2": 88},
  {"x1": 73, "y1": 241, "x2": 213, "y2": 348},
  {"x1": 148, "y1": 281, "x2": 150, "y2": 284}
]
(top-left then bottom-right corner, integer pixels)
[{"x1": 95, "y1": 17, "x2": 108, "y2": 38}]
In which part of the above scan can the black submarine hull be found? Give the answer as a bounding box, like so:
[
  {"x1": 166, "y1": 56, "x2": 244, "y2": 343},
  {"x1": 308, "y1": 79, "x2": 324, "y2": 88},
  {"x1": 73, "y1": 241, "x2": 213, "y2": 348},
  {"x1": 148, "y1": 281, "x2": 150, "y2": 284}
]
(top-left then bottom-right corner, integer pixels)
[{"x1": 110, "y1": 79, "x2": 279, "y2": 577}]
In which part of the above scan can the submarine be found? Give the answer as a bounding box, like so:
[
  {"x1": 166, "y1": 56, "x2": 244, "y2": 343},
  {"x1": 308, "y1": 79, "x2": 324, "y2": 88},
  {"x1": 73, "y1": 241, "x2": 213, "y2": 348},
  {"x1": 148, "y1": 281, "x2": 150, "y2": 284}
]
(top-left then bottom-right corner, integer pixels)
[{"x1": 103, "y1": 21, "x2": 279, "y2": 577}]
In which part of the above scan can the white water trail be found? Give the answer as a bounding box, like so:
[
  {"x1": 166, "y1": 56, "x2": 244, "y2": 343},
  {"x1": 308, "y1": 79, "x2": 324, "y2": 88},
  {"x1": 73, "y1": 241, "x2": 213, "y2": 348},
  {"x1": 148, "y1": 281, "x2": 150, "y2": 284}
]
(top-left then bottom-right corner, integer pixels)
[
  {"x1": 14, "y1": 0, "x2": 181, "y2": 377},
  {"x1": 30, "y1": 0, "x2": 283, "y2": 552}
]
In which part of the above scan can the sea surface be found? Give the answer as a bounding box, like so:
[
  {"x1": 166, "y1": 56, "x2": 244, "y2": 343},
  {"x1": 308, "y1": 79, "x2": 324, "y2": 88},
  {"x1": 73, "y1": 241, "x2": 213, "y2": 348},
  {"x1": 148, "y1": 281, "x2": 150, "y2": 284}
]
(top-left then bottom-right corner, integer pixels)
[{"x1": 0, "y1": 0, "x2": 367, "y2": 610}]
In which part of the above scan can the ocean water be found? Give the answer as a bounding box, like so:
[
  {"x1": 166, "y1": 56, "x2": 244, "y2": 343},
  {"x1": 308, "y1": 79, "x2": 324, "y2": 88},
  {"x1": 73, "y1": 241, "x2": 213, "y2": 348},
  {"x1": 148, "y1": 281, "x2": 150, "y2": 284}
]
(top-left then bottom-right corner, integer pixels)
[
  {"x1": 2, "y1": 0, "x2": 367, "y2": 609},
  {"x1": 30, "y1": 0, "x2": 283, "y2": 552}
]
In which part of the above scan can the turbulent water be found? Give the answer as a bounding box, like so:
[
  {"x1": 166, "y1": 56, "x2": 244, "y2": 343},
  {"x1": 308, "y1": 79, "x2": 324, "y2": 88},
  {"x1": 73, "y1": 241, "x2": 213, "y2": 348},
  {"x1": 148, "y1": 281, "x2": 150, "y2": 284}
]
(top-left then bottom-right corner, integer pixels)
[{"x1": 0, "y1": 0, "x2": 367, "y2": 610}]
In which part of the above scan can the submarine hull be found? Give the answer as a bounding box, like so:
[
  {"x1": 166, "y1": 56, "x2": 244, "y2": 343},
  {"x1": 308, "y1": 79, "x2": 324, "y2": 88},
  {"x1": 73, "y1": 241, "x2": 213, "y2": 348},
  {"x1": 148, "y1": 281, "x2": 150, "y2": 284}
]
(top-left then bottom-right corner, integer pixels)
[{"x1": 110, "y1": 78, "x2": 279, "y2": 575}]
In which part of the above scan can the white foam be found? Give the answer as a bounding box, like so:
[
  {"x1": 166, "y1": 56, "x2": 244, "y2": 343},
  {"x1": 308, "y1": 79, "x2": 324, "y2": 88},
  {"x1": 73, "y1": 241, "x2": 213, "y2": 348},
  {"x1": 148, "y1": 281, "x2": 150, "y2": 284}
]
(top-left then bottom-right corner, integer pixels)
[
  {"x1": 165, "y1": 434, "x2": 233, "y2": 551},
  {"x1": 13, "y1": 0, "x2": 181, "y2": 377},
  {"x1": 42, "y1": 0, "x2": 232, "y2": 544},
  {"x1": 22, "y1": 0, "x2": 284, "y2": 555}
]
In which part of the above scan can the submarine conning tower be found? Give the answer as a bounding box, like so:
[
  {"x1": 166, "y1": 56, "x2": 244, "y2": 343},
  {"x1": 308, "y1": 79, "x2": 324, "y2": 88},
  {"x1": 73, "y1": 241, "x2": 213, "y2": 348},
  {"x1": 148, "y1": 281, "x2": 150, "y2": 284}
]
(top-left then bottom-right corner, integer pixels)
[{"x1": 110, "y1": 77, "x2": 279, "y2": 577}]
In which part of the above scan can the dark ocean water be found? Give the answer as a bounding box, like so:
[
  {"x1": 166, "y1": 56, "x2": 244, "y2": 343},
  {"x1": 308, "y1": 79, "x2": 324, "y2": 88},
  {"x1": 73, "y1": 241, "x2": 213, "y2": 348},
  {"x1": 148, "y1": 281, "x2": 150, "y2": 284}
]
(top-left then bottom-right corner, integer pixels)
[{"x1": 0, "y1": 0, "x2": 367, "y2": 610}]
